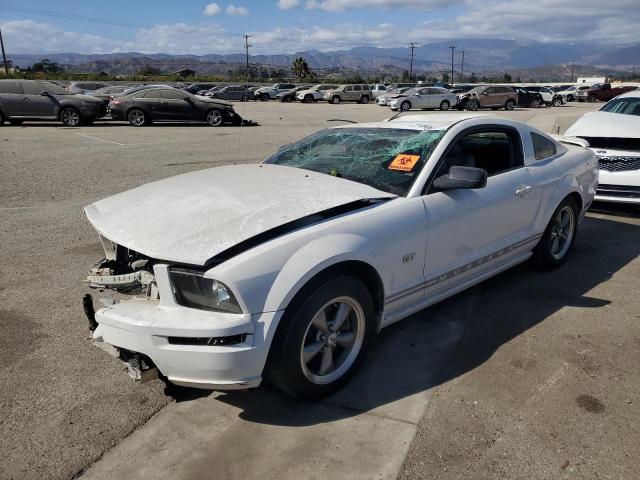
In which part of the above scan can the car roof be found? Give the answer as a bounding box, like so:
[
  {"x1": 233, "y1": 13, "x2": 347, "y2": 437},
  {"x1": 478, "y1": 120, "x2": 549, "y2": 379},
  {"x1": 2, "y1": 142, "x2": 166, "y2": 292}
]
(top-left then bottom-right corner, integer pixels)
[{"x1": 333, "y1": 113, "x2": 493, "y2": 131}]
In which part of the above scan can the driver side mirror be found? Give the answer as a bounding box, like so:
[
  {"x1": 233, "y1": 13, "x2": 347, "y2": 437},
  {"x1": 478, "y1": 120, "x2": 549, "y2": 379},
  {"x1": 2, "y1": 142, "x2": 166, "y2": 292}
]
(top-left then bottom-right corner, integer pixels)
[{"x1": 433, "y1": 166, "x2": 487, "y2": 191}]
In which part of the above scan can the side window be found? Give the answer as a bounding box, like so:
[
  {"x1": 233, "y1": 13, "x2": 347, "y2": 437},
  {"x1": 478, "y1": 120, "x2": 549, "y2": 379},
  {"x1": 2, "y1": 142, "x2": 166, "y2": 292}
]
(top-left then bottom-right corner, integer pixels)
[
  {"x1": 433, "y1": 128, "x2": 524, "y2": 184},
  {"x1": 22, "y1": 82, "x2": 45, "y2": 95},
  {"x1": 531, "y1": 132, "x2": 557, "y2": 160},
  {"x1": 485, "y1": 87, "x2": 496, "y2": 95},
  {"x1": 162, "y1": 90, "x2": 186, "y2": 100},
  {"x1": 0, "y1": 81, "x2": 22, "y2": 94},
  {"x1": 379, "y1": 85, "x2": 386, "y2": 91}
]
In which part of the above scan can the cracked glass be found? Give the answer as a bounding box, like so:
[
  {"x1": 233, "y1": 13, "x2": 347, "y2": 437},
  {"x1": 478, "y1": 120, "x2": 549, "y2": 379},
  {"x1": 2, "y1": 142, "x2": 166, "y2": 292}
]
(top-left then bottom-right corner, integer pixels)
[{"x1": 265, "y1": 127, "x2": 445, "y2": 196}]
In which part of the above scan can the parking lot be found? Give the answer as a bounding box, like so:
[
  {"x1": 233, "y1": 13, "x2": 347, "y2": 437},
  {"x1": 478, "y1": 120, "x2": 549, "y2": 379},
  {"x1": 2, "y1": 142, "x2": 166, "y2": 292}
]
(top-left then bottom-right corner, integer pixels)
[{"x1": 1, "y1": 100, "x2": 638, "y2": 480}]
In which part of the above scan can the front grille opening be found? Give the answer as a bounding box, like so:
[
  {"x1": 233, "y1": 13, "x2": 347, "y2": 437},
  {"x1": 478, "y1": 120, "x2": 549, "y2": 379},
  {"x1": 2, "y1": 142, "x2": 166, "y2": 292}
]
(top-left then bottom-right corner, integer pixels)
[
  {"x1": 598, "y1": 157, "x2": 640, "y2": 172},
  {"x1": 167, "y1": 334, "x2": 247, "y2": 346}
]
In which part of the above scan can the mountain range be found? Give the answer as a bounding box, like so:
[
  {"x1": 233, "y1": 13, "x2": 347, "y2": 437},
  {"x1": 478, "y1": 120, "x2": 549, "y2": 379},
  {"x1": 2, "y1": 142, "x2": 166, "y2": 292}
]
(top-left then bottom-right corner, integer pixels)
[{"x1": 10, "y1": 39, "x2": 640, "y2": 78}]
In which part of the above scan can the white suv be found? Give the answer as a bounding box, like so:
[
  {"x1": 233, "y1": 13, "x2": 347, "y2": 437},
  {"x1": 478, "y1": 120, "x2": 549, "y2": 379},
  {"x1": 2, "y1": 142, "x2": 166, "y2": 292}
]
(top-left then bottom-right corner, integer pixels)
[{"x1": 296, "y1": 84, "x2": 339, "y2": 103}]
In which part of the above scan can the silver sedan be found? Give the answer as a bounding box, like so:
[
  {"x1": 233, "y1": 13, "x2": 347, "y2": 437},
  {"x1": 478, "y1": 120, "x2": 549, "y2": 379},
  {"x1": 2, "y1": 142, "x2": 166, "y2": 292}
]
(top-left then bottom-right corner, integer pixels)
[{"x1": 389, "y1": 87, "x2": 458, "y2": 111}]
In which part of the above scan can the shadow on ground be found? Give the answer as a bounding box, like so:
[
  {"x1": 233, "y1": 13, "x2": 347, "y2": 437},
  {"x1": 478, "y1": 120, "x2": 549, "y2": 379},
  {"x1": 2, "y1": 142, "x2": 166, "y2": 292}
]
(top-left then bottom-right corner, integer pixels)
[{"x1": 168, "y1": 211, "x2": 639, "y2": 426}]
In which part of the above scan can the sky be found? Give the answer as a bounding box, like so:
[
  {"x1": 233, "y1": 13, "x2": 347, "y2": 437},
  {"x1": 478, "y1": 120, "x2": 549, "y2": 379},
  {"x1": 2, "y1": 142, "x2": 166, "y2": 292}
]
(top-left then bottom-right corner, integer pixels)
[{"x1": 1, "y1": 0, "x2": 639, "y2": 56}]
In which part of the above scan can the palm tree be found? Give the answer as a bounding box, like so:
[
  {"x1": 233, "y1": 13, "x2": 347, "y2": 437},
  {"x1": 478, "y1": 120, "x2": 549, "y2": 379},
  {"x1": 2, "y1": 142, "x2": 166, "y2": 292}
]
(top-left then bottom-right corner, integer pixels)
[{"x1": 292, "y1": 57, "x2": 310, "y2": 81}]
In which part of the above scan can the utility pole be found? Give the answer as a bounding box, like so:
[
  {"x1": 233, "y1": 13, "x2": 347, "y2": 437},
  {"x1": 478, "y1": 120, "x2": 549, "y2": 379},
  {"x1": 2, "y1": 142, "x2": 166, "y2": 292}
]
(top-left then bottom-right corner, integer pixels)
[
  {"x1": 448, "y1": 46, "x2": 455, "y2": 85},
  {"x1": 459, "y1": 50, "x2": 465, "y2": 83},
  {"x1": 0, "y1": 26, "x2": 9, "y2": 76},
  {"x1": 570, "y1": 57, "x2": 575, "y2": 83},
  {"x1": 408, "y1": 42, "x2": 417, "y2": 80},
  {"x1": 243, "y1": 34, "x2": 252, "y2": 85}
]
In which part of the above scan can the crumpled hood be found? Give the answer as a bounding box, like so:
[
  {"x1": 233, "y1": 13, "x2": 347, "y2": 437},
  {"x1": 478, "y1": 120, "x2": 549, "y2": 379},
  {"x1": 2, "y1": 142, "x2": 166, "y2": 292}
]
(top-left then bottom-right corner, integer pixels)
[
  {"x1": 565, "y1": 111, "x2": 640, "y2": 139},
  {"x1": 85, "y1": 164, "x2": 394, "y2": 266}
]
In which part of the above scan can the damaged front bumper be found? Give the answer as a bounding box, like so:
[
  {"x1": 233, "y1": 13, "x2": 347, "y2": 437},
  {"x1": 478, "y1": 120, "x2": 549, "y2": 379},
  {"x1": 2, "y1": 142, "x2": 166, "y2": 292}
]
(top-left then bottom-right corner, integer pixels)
[{"x1": 86, "y1": 264, "x2": 282, "y2": 390}]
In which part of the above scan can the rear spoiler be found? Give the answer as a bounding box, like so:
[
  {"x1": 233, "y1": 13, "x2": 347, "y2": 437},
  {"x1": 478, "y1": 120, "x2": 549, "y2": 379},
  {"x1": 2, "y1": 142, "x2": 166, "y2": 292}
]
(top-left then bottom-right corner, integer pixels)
[{"x1": 549, "y1": 134, "x2": 590, "y2": 148}]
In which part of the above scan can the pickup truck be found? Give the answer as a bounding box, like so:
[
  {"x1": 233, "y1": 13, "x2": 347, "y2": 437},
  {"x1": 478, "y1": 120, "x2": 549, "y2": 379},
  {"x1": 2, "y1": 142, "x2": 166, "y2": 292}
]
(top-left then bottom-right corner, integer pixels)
[{"x1": 576, "y1": 83, "x2": 637, "y2": 102}]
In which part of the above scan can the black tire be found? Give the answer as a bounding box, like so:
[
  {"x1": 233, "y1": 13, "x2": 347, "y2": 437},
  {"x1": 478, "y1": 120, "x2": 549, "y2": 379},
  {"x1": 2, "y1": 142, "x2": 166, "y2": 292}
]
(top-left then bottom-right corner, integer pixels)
[
  {"x1": 533, "y1": 197, "x2": 578, "y2": 270},
  {"x1": 127, "y1": 108, "x2": 146, "y2": 127},
  {"x1": 466, "y1": 99, "x2": 479, "y2": 111},
  {"x1": 400, "y1": 100, "x2": 411, "y2": 111},
  {"x1": 530, "y1": 98, "x2": 541, "y2": 108},
  {"x1": 283, "y1": 96, "x2": 292, "y2": 102},
  {"x1": 60, "y1": 107, "x2": 81, "y2": 127},
  {"x1": 0, "y1": 110, "x2": 4, "y2": 125},
  {"x1": 260, "y1": 93, "x2": 269, "y2": 102},
  {"x1": 588, "y1": 95, "x2": 597, "y2": 103},
  {"x1": 9, "y1": 119, "x2": 24, "y2": 126},
  {"x1": 505, "y1": 99, "x2": 515, "y2": 111},
  {"x1": 331, "y1": 96, "x2": 341, "y2": 104},
  {"x1": 304, "y1": 94, "x2": 314, "y2": 103},
  {"x1": 266, "y1": 275, "x2": 375, "y2": 401},
  {"x1": 439, "y1": 100, "x2": 450, "y2": 111},
  {"x1": 205, "y1": 108, "x2": 223, "y2": 126},
  {"x1": 552, "y1": 97, "x2": 562, "y2": 107},
  {"x1": 82, "y1": 118, "x2": 94, "y2": 126},
  {"x1": 360, "y1": 95, "x2": 369, "y2": 104},
  {"x1": 567, "y1": 94, "x2": 574, "y2": 102}
]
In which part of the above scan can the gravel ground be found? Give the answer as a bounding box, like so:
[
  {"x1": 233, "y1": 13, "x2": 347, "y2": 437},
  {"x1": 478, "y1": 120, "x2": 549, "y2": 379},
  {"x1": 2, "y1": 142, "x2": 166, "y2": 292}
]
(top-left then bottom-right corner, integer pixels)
[{"x1": 1, "y1": 100, "x2": 636, "y2": 480}]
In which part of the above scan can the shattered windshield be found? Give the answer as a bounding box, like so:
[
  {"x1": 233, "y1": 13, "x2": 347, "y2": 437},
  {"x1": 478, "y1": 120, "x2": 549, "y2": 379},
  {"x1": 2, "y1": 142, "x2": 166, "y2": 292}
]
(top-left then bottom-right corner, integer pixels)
[{"x1": 265, "y1": 127, "x2": 445, "y2": 196}]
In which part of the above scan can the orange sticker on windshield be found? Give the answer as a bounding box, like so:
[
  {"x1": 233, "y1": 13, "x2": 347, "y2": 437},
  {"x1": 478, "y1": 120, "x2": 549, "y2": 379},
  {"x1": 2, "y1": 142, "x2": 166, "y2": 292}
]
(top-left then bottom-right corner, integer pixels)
[{"x1": 389, "y1": 154, "x2": 420, "y2": 172}]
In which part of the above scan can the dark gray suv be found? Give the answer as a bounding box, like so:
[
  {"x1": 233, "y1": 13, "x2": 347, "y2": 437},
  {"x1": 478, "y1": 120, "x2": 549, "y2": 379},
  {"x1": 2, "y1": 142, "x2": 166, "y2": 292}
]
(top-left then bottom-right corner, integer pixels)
[{"x1": 0, "y1": 80, "x2": 106, "y2": 126}]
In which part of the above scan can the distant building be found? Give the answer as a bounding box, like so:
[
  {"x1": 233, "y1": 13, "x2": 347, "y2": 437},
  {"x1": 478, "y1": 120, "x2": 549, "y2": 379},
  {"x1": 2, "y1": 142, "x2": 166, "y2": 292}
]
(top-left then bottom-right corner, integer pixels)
[{"x1": 173, "y1": 68, "x2": 195, "y2": 78}]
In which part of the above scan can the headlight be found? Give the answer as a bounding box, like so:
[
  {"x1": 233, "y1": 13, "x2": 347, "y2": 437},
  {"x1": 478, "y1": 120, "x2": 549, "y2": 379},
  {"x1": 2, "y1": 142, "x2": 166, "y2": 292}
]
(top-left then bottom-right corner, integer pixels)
[{"x1": 170, "y1": 269, "x2": 242, "y2": 314}]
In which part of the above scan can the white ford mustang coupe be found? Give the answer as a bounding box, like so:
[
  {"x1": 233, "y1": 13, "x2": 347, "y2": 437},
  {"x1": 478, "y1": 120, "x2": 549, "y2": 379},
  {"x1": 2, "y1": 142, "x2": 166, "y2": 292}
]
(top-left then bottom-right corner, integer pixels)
[{"x1": 83, "y1": 113, "x2": 598, "y2": 400}]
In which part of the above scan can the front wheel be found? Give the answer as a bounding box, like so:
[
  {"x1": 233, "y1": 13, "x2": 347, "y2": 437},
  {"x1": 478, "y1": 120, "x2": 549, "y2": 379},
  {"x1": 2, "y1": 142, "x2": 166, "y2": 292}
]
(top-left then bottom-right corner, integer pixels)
[
  {"x1": 331, "y1": 96, "x2": 341, "y2": 104},
  {"x1": 504, "y1": 99, "x2": 515, "y2": 111},
  {"x1": 260, "y1": 93, "x2": 269, "y2": 102},
  {"x1": 588, "y1": 95, "x2": 597, "y2": 103},
  {"x1": 266, "y1": 276, "x2": 374, "y2": 401},
  {"x1": 567, "y1": 94, "x2": 574, "y2": 102},
  {"x1": 533, "y1": 197, "x2": 578, "y2": 270},
  {"x1": 530, "y1": 98, "x2": 541, "y2": 108},
  {"x1": 127, "y1": 108, "x2": 146, "y2": 127},
  {"x1": 552, "y1": 97, "x2": 562, "y2": 107},
  {"x1": 205, "y1": 109, "x2": 223, "y2": 126},
  {"x1": 60, "y1": 107, "x2": 81, "y2": 127},
  {"x1": 304, "y1": 95, "x2": 314, "y2": 103},
  {"x1": 439, "y1": 100, "x2": 450, "y2": 111},
  {"x1": 400, "y1": 100, "x2": 411, "y2": 111},
  {"x1": 465, "y1": 99, "x2": 479, "y2": 111}
]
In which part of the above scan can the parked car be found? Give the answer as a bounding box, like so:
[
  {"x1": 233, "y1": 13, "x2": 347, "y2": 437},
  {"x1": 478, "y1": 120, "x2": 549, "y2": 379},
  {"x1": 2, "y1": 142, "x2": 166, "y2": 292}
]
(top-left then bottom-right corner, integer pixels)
[
  {"x1": 182, "y1": 83, "x2": 217, "y2": 94},
  {"x1": 386, "y1": 83, "x2": 416, "y2": 92},
  {"x1": 0, "y1": 79, "x2": 106, "y2": 126},
  {"x1": 576, "y1": 83, "x2": 637, "y2": 102},
  {"x1": 377, "y1": 87, "x2": 413, "y2": 106},
  {"x1": 565, "y1": 91, "x2": 640, "y2": 204},
  {"x1": 276, "y1": 86, "x2": 308, "y2": 102},
  {"x1": 108, "y1": 87, "x2": 242, "y2": 126},
  {"x1": 66, "y1": 81, "x2": 111, "y2": 94},
  {"x1": 456, "y1": 86, "x2": 518, "y2": 111},
  {"x1": 253, "y1": 83, "x2": 297, "y2": 101},
  {"x1": 555, "y1": 85, "x2": 590, "y2": 102},
  {"x1": 449, "y1": 85, "x2": 476, "y2": 94},
  {"x1": 371, "y1": 84, "x2": 388, "y2": 97},
  {"x1": 323, "y1": 84, "x2": 373, "y2": 104},
  {"x1": 525, "y1": 86, "x2": 566, "y2": 106},
  {"x1": 87, "y1": 85, "x2": 132, "y2": 110},
  {"x1": 199, "y1": 85, "x2": 225, "y2": 97},
  {"x1": 296, "y1": 84, "x2": 339, "y2": 103},
  {"x1": 208, "y1": 85, "x2": 254, "y2": 101},
  {"x1": 512, "y1": 87, "x2": 544, "y2": 108},
  {"x1": 83, "y1": 112, "x2": 597, "y2": 400},
  {"x1": 388, "y1": 86, "x2": 458, "y2": 111}
]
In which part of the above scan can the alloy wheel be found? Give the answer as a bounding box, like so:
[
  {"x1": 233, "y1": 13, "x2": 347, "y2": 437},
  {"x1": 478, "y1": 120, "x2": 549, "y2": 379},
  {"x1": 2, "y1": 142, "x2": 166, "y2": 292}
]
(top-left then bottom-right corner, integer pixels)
[
  {"x1": 128, "y1": 110, "x2": 145, "y2": 127},
  {"x1": 206, "y1": 109, "x2": 223, "y2": 126},
  {"x1": 549, "y1": 206, "x2": 575, "y2": 260},
  {"x1": 300, "y1": 296, "x2": 365, "y2": 385},
  {"x1": 61, "y1": 109, "x2": 80, "y2": 127}
]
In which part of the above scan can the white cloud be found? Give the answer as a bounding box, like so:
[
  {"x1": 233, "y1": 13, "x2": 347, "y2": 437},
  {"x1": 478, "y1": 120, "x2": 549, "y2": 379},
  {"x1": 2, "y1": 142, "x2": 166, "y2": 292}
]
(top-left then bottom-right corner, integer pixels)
[
  {"x1": 226, "y1": 4, "x2": 250, "y2": 16},
  {"x1": 203, "y1": 3, "x2": 221, "y2": 16},
  {"x1": 306, "y1": 0, "x2": 447, "y2": 12},
  {"x1": 277, "y1": 0, "x2": 301, "y2": 9}
]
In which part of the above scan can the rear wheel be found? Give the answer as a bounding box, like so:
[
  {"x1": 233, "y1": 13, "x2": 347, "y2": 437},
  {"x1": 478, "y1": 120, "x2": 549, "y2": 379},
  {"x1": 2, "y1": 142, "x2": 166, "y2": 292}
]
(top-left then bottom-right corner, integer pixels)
[
  {"x1": 552, "y1": 97, "x2": 562, "y2": 107},
  {"x1": 304, "y1": 94, "x2": 314, "y2": 103},
  {"x1": 127, "y1": 108, "x2": 146, "y2": 127},
  {"x1": 60, "y1": 107, "x2": 81, "y2": 127},
  {"x1": 588, "y1": 95, "x2": 597, "y2": 103},
  {"x1": 533, "y1": 197, "x2": 578, "y2": 269},
  {"x1": 260, "y1": 93, "x2": 269, "y2": 102},
  {"x1": 283, "y1": 96, "x2": 292, "y2": 102},
  {"x1": 266, "y1": 276, "x2": 374, "y2": 401},
  {"x1": 205, "y1": 109, "x2": 223, "y2": 126},
  {"x1": 504, "y1": 99, "x2": 515, "y2": 110},
  {"x1": 439, "y1": 100, "x2": 450, "y2": 111},
  {"x1": 331, "y1": 96, "x2": 341, "y2": 104},
  {"x1": 530, "y1": 98, "x2": 541, "y2": 108},
  {"x1": 359, "y1": 95, "x2": 369, "y2": 104},
  {"x1": 567, "y1": 94, "x2": 574, "y2": 102},
  {"x1": 400, "y1": 100, "x2": 411, "y2": 111}
]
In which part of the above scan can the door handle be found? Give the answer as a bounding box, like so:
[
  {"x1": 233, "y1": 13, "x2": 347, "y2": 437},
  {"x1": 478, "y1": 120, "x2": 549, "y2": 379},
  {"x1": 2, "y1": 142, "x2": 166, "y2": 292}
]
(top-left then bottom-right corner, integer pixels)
[
  {"x1": 515, "y1": 185, "x2": 533, "y2": 197},
  {"x1": 23, "y1": 97, "x2": 31, "y2": 102}
]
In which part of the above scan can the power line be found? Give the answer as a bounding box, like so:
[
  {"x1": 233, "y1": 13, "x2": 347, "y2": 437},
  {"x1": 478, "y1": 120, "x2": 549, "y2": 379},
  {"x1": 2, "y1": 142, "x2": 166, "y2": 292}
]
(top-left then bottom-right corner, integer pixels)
[{"x1": 408, "y1": 42, "x2": 417, "y2": 79}]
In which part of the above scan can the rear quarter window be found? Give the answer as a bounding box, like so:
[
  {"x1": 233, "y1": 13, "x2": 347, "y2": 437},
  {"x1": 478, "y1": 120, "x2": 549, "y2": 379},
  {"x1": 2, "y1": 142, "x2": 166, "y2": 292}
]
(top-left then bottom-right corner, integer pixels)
[
  {"x1": 531, "y1": 132, "x2": 558, "y2": 160},
  {"x1": 0, "y1": 81, "x2": 21, "y2": 94}
]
